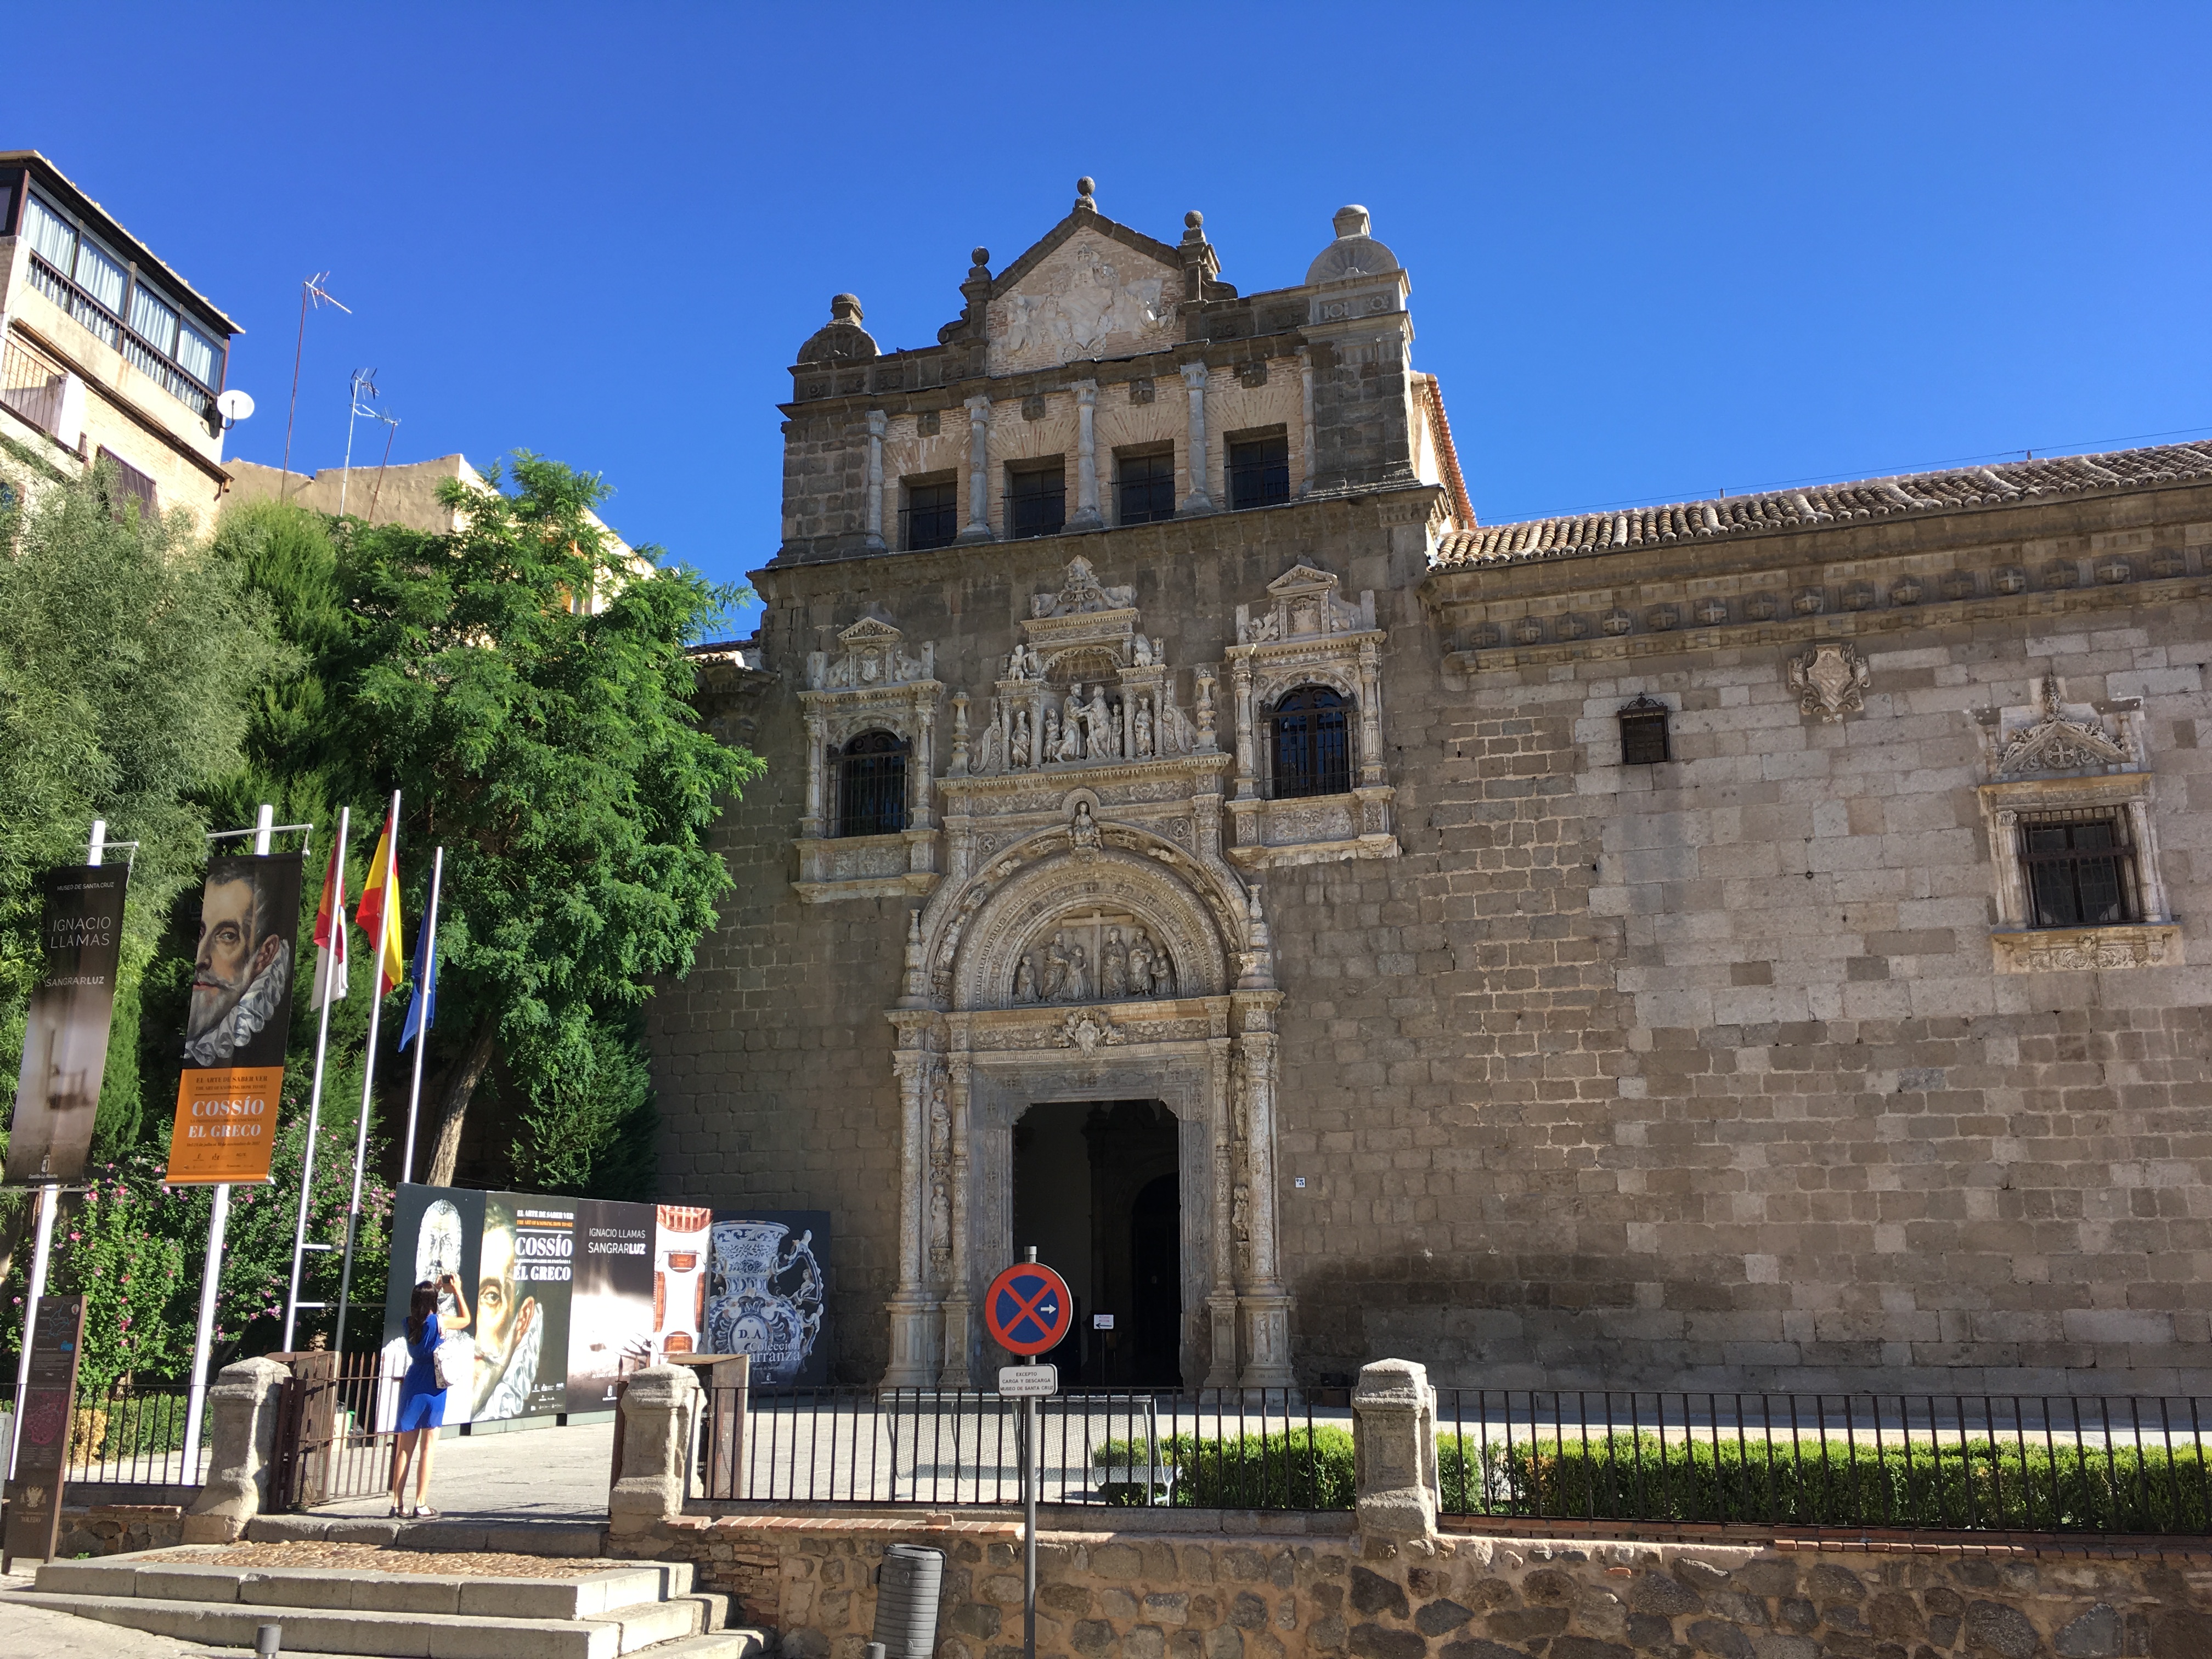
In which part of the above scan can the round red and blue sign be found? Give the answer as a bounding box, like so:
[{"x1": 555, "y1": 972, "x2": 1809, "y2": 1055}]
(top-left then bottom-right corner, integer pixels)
[{"x1": 984, "y1": 1260, "x2": 1074, "y2": 1357}]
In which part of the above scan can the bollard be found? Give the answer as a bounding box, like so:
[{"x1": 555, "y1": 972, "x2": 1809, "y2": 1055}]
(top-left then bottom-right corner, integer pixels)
[
  {"x1": 871, "y1": 1544, "x2": 945, "y2": 1659},
  {"x1": 256, "y1": 1623, "x2": 283, "y2": 1657}
]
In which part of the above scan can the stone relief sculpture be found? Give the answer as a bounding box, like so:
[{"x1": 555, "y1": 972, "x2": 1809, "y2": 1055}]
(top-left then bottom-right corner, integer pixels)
[
  {"x1": 990, "y1": 238, "x2": 1178, "y2": 374},
  {"x1": 1997, "y1": 675, "x2": 2131, "y2": 774},
  {"x1": 1789, "y1": 642, "x2": 1871, "y2": 722},
  {"x1": 1008, "y1": 913, "x2": 1177, "y2": 1009}
]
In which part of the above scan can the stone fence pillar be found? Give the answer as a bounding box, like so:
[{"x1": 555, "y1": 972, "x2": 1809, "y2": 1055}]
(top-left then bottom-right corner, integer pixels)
[
  {"x1": 1351, "y1": 1357, "x2": 1439, "y2": 1549},
  {"x1": 609, "y1": 1363, "x2": 701, "y2": 1537},
  {"x1": 181, "y1": 1356, "x2": 290, "y2": 1544}
]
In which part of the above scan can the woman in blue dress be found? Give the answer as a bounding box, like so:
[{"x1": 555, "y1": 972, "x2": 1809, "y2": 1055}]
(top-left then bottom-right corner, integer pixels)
[{"x1": 390, "y1": 1272, "x2": 471, "y2": 1517}]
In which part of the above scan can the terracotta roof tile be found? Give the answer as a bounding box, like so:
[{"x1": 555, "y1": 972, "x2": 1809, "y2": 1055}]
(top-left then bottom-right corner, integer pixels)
[{"x1": 1433, "y1": 441, "x2": 2212, "y2": 568}]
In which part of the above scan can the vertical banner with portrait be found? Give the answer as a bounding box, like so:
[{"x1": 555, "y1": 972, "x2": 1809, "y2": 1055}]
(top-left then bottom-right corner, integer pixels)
[
  {"x1": 470, "y1": 1192, "x2": 576, "y2": 1423},
  {"x1": 4, "y1": 866, "x2": 128, "y2": 1186},
  {"x1": 165, "y1": 853, "x2": 306, "y2": 1184},
  {"x1": 377, "y1": 1184, "x2": 484, "y2": 1429},
  {"x1": 565, "y1": 1197, "x2": 655, "y2": 1413}
]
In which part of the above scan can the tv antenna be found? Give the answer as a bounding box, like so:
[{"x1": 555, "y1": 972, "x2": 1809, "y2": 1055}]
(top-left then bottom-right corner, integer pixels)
[
  {"x1": 278, "y1": 272, "x2": 350, "y2": 504},
  {"x1": 338, "y1": 369, "x2": 400, "y2": 520}
]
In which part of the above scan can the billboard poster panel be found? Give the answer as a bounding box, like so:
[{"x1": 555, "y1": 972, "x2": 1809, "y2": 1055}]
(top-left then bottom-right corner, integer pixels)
[
  {"x1": 707, "y1": 1209, "x2": 831, "y2": 1386},
  {"x1": 4, "y1": 866, "x2": 128, "y2": 1186},
  {"x1": 652, "y1": 1204, "x2": 713, "y2": 1357},
  {"x1": 377, "y1": 1184, "x2": 484, "y2": 1429},
  {"x1": 566, "y1": 1197, "x2": 654, "y2": 1413},
  {"x1": 470, "y1": 1192, "x2": 575, "y2": 1423},
  {"x1": 165, "y1": 853, "x2": 306, "y2": 1184}
]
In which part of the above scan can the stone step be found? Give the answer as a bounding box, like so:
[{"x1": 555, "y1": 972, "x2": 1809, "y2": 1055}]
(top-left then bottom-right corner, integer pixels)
[
  {"x1": 3, "y1": 1589, "x2": 708, "y2": 1658},
  {"x1": 180, "y1": 1629, "x2": 769, "y2": 1659},
  {"x1": 244, "y1": 1514, "x2": 611, "y2": 1558},
  {"x1": 34, "y1": 1555, "x2": 674, "y2": 1620}
]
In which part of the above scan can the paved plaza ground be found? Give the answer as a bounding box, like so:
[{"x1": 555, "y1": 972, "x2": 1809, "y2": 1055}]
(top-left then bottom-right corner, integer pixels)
[{"x1": 324, "y1": 1417, "x2": 617, "y2": 1521}]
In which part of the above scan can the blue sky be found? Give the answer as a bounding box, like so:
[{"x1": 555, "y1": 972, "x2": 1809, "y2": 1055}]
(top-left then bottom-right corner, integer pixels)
[{"x1": 13, "y1": 3, "x2": 2209, "y2": 633}]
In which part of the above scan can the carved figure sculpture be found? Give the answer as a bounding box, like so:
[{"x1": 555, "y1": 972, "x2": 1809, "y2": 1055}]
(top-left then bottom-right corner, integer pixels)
[
  {"x1": 1053, "y1": 702, "x2": 1080, "y2": 762},
  {"x1": 1065, "y1": 684, "x2": 1093, "y2": 758},
  {"x1": 1101, "y1": 927, "x2": 1128, "y2": 999},
  {"x1": 1065, "y1": 943, "x2": 1092, "y2": 1002},
  {"x1": 1110, "y1": 699, "x2": 1125, "y2": 758},
  {"x1": 1011, "y1": 709, "x2": 1032, "y2": 768},
  {"x1": 1014, "y1": 955, "x2": 1037, "y2": 1004},
  {"x1": 1133, "y1": 698, "x2": 1154, "y2": 758},
  {"x1": 1071, "y1": 802, "x2": 1101, "y2": 848},
  {"x1": 1149, "y1": 947, "x2": 1175, "y2": 998},
  {"x1": 1042, "y1": 933, "x2": 1072, "y2": 1001},
  {"x1": 1126, "y1": 929, "x2": 1155, "y2": 995},
  {"x1": 1131, "y1": 633, "x2": 1154, "y2": 667}
]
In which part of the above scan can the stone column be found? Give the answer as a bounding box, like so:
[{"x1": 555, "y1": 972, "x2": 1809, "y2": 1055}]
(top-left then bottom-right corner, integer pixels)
[
  {"x1": 2128, "y1": 795, "x2": 2171, "y2": 920},
  {"x1": 1357, "y1": 637, "x2": 1386, "y2": 788},
  {"x1": 802, "y1": 709, "x2": 828, "y2": 839},
  {"x1": 883, "y1": 1048, "x2": 936, "y2": 1385},
  {"x1": 1204, "y1": 1037, "x2": 1238, "y2": 1388},
  {"x1": 911, "y1": 699, "x2": 935, "y2": 832},
  {"x1": 608, "y1": 1364, "x2": 701, "y2": 1536},
  {"x1": 938, "y1": 1051, "x2": 974, "y2": 1387},
  {"x1": 959, "y1": 395, "x2": 993, "y2": 541},
  {"x1": 1178, "y1": 360, "x2": 1214, "y2": 514},
  {"x1": 1298, "y1": 347, "x2": 1316, "y2": 496},
  {"x1": 1352, "y1": 1358, "x2": 1440, "y2": 1547},
  {"x1": 1233, "y1": 1015, "x2": 1294, "y2": 1390},
  {"x1": 1231, "y1": 654, "x2": 1258, "y2": 799},
  {"x1": 181, "y1": 1356, "x2": 290, "y2": 1543},
  {"x1": 865, "y1": 409, "x2": 887, "y2": 549},
  {"x1": 1069, "y1": 380, "x2": 1103, "y2": 529},
  {"x1": 1992, "y1": 809, "x2": 2026, "y2": 927}
]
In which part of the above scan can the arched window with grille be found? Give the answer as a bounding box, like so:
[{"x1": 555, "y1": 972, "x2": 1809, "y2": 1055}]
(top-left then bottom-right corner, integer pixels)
[
  {"x1": 835, "y1": 730, "x2": 908, "y2": 837},
  {"x1": 1270, "y1": 685, "x2": 1352, "y2": 799}
]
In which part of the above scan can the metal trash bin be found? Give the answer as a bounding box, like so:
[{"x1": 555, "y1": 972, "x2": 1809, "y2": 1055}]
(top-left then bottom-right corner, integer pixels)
[{"x1": 871, "y1": 1543, "x2": 946, "y2": 1659}]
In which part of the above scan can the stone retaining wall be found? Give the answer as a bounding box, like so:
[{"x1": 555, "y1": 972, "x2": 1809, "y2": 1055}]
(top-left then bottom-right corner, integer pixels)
[
  {"x1": 613, "y1": 1516, "x2": 2212, "y2": 1659},
  {"x1": 56, "y1": 1502, "x2": 185, "y2": 1558}
]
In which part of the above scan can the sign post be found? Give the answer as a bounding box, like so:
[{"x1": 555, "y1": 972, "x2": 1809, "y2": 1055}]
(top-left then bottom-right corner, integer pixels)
[
  {"x1": 985, "y1": 1249, "x2": 1070, "y2": 1659},
  {"x1": 3, "y1": 1292, "x2": 86, "y2": 1570}
]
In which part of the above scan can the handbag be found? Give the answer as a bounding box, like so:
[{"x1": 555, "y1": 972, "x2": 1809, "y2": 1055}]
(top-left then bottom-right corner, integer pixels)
[{"x1": 432, "y1": 1331, "x2": 470, "y2": 1392}]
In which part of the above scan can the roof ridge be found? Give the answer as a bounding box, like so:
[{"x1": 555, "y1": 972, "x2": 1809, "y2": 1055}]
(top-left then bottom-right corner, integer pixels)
[{"x1": 1435, "y1": 439, "x2": 2212, "y2": 569}]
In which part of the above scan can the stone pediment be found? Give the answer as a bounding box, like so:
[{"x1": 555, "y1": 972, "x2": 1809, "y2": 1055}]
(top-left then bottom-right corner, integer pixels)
[
  {"x1": 1236, "y1": 563, "x2": 1375, "y2": 645},
  {"x1": 806, "y1": 617, "x2": 934, "y2": 692},
  {"x1": 1978, "y1": 675, "x2": 2141, "y2": 778},
  {"x1": 987, "y1": 229, "x2": 1182, "y2": 375}
]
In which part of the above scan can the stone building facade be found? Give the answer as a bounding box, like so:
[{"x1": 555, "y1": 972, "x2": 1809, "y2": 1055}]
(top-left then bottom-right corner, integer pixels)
[{"x1": 653, "y1": 179, "x2": 2212, "y2": 1396}]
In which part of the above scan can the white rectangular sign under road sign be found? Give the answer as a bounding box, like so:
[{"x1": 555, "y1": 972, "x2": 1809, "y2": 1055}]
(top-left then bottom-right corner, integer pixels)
[{"x1": 997, "y1": 1363, "x2": 1058, "y2": 1397}]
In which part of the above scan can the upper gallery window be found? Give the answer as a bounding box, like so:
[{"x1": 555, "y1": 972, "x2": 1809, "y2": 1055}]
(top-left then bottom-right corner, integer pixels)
[
  {"x1": 19, "y1": 190, "x2": 224, "y2": 418},
  {"x1": 1271, "y1": 684, "x2": 1351, "y2": 799},
  {"x1": 2018, "y1": 810, "x2": 2138, "y2": 928},
  {"x1": 902, "y1": 476, "x2": 959, "y2": 551},
  {"x1": 836, "y1": 730, "x2": 909, "y2": 838},
  {"x1": 1617, "y1": 696, "x2": 1672, "y2": 765},
  {"x1": 1228, "y1": 431, "x2": 1290, "y2": 511},
  {"x1": 1116, "y1": 447, "x2": 1175, "y2": 526},
  {"x1": 1006, "y1": 460, "x2": 1066, "y2": 540}
]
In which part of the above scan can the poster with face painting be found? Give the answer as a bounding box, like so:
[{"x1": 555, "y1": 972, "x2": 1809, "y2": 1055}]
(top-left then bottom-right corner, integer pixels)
[
  {"x1": 471, "y1": 1192, "x2": 575, "y2": 1422},
  {"x1": 377, "y1": 1184, "x2": 484, "y2": 1429}
]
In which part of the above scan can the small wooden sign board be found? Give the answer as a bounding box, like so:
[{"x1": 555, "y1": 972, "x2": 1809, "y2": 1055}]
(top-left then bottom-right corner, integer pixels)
[{"x1": 4, "y1": 1292, "x2": 87, "y2": 1571}]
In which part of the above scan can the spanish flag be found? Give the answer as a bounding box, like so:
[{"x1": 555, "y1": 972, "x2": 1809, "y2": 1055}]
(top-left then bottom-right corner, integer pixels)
[{"x1": 355, "y1": 801, "x2": 407, "y2": 998}]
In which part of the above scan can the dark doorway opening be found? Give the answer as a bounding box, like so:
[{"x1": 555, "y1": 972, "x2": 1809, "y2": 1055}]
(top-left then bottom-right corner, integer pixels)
[{"x1": 1012, "y1": 1099, "x2": 1181, "y2": 1388}]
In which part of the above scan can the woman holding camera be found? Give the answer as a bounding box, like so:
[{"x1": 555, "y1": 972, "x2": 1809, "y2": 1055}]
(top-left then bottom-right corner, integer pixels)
[{"x1": 391, "y1": 1272, "x2": 472, "y2": 1517}]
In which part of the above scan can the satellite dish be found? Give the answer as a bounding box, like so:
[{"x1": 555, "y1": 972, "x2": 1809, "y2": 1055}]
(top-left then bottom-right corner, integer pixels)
[{"x1": 216, "y1": 388, "x2": 255, "y2": 424}]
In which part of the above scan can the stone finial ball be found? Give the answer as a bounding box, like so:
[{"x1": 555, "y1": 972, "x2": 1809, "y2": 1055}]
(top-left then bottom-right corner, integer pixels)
[
  {"x1": 1333, "y1": 204, "x2": 1372, "y2": 239},
  {"x1": 830, "y1": 293, "x2": 862, "y2": 321},
  {"x1": 971, "y1": 247, "x2": 990, "y2": 267},
  {"x1": 1077, "y1": 176, "x2": 1096, "y2": 198},
  {"x1": 1185, "y1": 210, "x2": 1204, "y2": 229}
]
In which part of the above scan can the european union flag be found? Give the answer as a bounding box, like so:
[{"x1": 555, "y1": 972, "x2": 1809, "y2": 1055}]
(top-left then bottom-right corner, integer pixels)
[{"x1": 398, "y1": 914, "x2": 437, "y2": 1049}]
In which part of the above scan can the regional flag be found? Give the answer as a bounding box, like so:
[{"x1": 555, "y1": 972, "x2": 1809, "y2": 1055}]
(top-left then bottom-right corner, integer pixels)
[
  {"x1": 398, "y1": 910, "x2": 437, "y2": 1051},
  {"x1": 356, "y1": 805, "x2": 406, "y2": 998},
  {"x1": 311, "y1": 839, "x2": 349, "y2": 1007}
]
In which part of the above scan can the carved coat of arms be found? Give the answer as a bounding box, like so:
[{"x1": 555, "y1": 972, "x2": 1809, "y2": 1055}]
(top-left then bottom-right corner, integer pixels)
[{"x1": 1788, "y1": 643, "x2": 1870, "y2": 722}]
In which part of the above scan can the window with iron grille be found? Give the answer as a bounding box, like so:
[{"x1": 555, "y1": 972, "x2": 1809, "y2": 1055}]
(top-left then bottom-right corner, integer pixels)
[
  {"x1": 1271, "y1": 685, "x2": 1351, "y2": 799},
  {"x1": 1006, "y1": 461, "x2": 1065, "y2": 539},
  {"x1": 1116, "y1": 447, "x2": 1175, "y2": 526},
  {"x1": 95, "y1": 447, "x2": 159, "y2": 520},
  {"x1": 2018, "y1": 809, "x2": 2137, "y2": 928},
  {"x1": 902, "y1": 477, "x2": 959, "y2": 551},
  {"x1": 1618, "y1": 696, "x2": 1671, "y2": 765},
  {"x1": 1228, "y1": 432, "x2": 1290, "y2": 511},
  {"x1": 835, "y1": 731, "x2": 908, "y2": 837}
]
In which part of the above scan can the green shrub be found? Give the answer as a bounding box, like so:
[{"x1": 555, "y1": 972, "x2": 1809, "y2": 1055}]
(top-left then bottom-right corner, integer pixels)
[
  {"x1": 1094, "y1": 1425, "x2": 1357, "y2": 1509},
  {"x1": 1434, "y1": 1430, "x2": 2212, "y2": 1533}
]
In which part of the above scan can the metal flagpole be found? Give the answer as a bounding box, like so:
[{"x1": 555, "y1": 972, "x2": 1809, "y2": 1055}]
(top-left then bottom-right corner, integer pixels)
[
  {"x1": 180, "y1": 804, "x2": 267, "y2": 1482},
  {"x1": 9, "y1": 817, "x2": 103, "y2": 1479},
  {"x1": 399, "y1": 844, "x2": 443, "y2": 1186},
  {"x1": 333, "y1": 791, "x2": 399, "y2": 1359},
  {"x1": 283, "y1": 805, "x2": 349, "y2": 1351}
]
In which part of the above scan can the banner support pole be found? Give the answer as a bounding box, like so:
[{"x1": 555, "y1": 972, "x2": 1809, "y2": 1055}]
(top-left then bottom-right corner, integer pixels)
[
  {"x1": 10, "y1": 819, "x2": 105, "y2": 1479},
  {"x1": 334, "y1": 790, "x2": 399, "y2": 1360},
  {"x1": 284, "y1": 805, "x2": 349, "y2": 1352},
  {"x1": 179, "y1": 804, "x2": 273, "y2": 1482},
  {"x1": 399, "y1": 844, "x2": 442, "y2": 1187}
]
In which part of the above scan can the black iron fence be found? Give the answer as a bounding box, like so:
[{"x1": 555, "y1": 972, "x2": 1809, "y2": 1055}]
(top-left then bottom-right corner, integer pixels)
[
  {"x1": 705, "y1": 1387, "x2": 1352, "y2": 1509},
  {"x1": 1434, "y1": 1390, "x2": 2212, "y2": 1535}
]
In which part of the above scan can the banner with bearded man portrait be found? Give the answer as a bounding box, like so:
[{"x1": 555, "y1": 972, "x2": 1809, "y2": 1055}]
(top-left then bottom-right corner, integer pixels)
[{"x1": 165, "y1": 853, "x2": 305, "y2": 1183}]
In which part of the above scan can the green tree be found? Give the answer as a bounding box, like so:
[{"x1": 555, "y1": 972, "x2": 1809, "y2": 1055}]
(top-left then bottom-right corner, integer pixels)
[
  {"x1": 329, "y1": 456, "x2": 760, "y2": 1187},
  {"x1": 0, "y1": 462, "x2": 286, "y2": 1157}
]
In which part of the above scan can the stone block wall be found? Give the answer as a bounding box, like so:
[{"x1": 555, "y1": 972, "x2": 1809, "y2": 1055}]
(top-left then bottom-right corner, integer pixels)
[
  {"x1": 616, "y1": 1517, "x2": 2212, "y2": 1659},
  {"x1": 55, "y1": 1502, "x2": 185, "y2": 1557}
]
